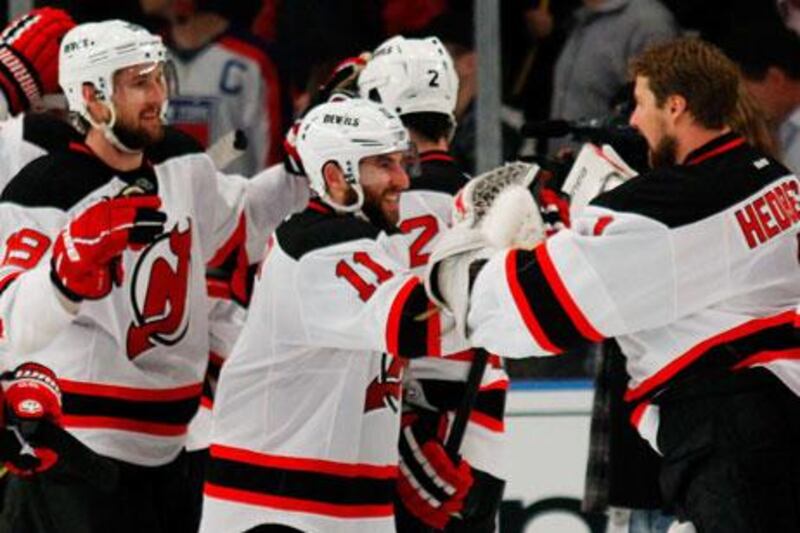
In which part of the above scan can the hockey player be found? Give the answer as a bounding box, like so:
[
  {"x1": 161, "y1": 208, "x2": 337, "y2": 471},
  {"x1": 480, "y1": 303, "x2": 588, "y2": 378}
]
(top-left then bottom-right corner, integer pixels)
[
  {"x1": 142, "y1": 0, "x2": 284, "y2": 175},
  {"x1": 200, "y1": 97, "x2": 473, "y2": 533},
  {"x1": 428, "y1": 38, "x2": 800, "y2": 533},
  {"x1": 0, "y1": 20, "x2": 308, "y2": 532},
  {"x1": 359, "y1": 35, "x2": 507, "y2": 531}
]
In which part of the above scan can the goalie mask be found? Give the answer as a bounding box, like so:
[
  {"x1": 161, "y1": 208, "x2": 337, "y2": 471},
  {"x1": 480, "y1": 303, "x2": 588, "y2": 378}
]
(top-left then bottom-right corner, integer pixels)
[
  {"x1": 59, "y1": 20, "x2": 175, "y2": 152},
  {"x1": 358, "y1": 35, "x2": 459, "y2": 121},
  {"x1": 295, "y1": 98, "x2": 411, "y2": 213}
]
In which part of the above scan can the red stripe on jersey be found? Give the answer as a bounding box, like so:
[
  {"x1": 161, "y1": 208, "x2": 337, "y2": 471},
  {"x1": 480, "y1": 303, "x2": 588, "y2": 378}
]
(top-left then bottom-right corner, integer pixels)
[
  {"x1": 200, "y1": 397, "x2": 214, "y2": 409},
  {"x1": 206, "y1": 278, "x2": 232, "y2": 299},
  {"x1": 419, "y1": 152, "x2": 455, "y2": 163},
  {"x1": 535, "y1": 243, "x2": 604, "y2": 342},
  {"x1": 426, "y1": 301, "x2": 442, "y2": 356},
  {"x1": 443, "y1": 350, "x2": 503, "y2": 368},
  {"x1": 733, "y1": 347, "x2": 800, "y2": 369},
  {"x1": 204, "y1": 482, "x2": 395, "y2": 518},
  {"x1": 469, "y1": 411, "x2": 504, "y2": 432},
  {"x1": 207, "y1": 212, "x2": 247, "y2": 269},
  {"x1": 625, "y1": 311, "x2": 796, "y2": 402},
  {"x1": 480, "y1": 379, "x2": 509, "y2": 392},
  {"x1": 210, "y1": 444, "x2": 397, "y2": 479},
  {"x1": 505, "y1": 249, "x2": 561, "y2": 353},
  {"x1": 630, "y1": 400, "x2": 650, "y2": 427},
  {"x1": 386, "y1": 278, "x2": 422, "y2": 356},
  {"x1": 593, "y1": 216, "x2": 614, "y2": 236},
  {"x1": 686, "y1": 137, "x2": 745, "y2": 166},
  {"x1": 209, "y1": 350, "x2": 225, "y2": 367},
  {"x1": 59, "y1": 380, "x2": 202, "y2": 402},
  {"x1": 68, "y1": 141, "x2": 94, "y2": 155},
  {"x1": 307, "y1": 200, "x2": 331, "y2": 214},
  {"x1": 62, "y1": 415, "x2": 188, "y2": 436},
  {"x1": 218, "y1": 36, "x2": 283, "y2": 166}
]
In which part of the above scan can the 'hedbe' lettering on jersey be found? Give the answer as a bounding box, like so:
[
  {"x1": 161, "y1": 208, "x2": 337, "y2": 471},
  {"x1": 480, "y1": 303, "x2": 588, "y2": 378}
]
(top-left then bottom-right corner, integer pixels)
[
  {"x1": 322, "y1": 114, "x2": 360, "y2": 127},
  {"x1": 734, "y1": 178, "x2": 800, "y2": 249}
]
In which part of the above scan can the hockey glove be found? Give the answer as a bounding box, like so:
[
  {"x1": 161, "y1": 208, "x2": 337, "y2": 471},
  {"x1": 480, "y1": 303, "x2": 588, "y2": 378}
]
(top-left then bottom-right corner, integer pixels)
[
  {"x1": 312, "y1": 53, "x2": 372, "y2": 107},
  {"x1": 282, "y1": 119, "x2": 305, "y2": 176},
  {"x1": 51, "y1": 195, "x2": 166, "y2": 301},
  {"x1": 426, "y1": 162, "x2": 545, "y2": 335},
  {"x1": 397, "y1": 414, "x2": 474, "y2": 530},
  {"x1": 0, "y1": 8, "x2": 75, "y2": 116},
  {"x1": 1, "y1": 362, "x2": 61, "y2": 475}
]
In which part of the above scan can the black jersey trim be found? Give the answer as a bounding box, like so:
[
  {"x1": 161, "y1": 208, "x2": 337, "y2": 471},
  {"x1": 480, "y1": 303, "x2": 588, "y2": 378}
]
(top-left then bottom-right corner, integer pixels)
[
  {"x1": 276, "y1": 202, "x2": 380, "y2": 260},
  {"x1": 592, "y1": 134, "x2": 792, "y2": 228},
  {"x1": 205, "y1": 445, "x2": 395, "y2": 517}
]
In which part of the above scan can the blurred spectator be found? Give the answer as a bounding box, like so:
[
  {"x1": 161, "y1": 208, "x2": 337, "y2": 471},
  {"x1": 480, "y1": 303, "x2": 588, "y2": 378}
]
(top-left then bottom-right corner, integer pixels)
[
  {"x1": 778, "y1": 0, "x2": 800, "y2": 35},
  {"x1": 424, "y1": 7, "x2": 521, "y2": 175},
  {"x1": 381, "y1": 0, "x2": 446, "y2": 36},
  {"x1": 722, "y1": 24, "x2": 800, "y2": 174},
  {"x1": 141, "y1": 0, "x2": 284, "y2": 175},
  {"x1": 550, "y1": 0, "x2": 677, "y2": 126},
  {"x1": 276, "y1": 0, "x2": 382, "y2": 113}
]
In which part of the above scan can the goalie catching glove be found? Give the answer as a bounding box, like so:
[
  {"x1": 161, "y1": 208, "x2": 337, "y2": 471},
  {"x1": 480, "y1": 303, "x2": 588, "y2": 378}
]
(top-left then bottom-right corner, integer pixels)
[
  {"x1": 0, "y1": 362, "x2": 61, "y2": 475},
  {"x1": 51, "y1": 194, "x2": 166, "y2": 301},
  {"x1": 426, "y1": 162, "x2": 545, "y2": 336},
  {"x1": 397, "y1": 413, "x2": 474, "y2": 530}
]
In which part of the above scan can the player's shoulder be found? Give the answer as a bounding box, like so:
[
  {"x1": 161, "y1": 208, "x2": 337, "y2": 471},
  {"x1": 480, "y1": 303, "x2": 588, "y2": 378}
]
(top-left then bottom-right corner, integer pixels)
[
  {"x1": 22, "y1": 112, "x2": 83, "y2": 152},
  {"x1": 216, "y1": 27, "x2": 278, "y2": 75},
  {"x1": 411, "y1": 151, "x2": 469, "y2": 196},
  {"x1": 276, "y1": 200, "x2": 380, "y2": 260},
  {"x1": 592, "y1": 141, "x2": 789, "y2": 228},
  {"x1": 1, "y1": 144, "x2": 115, "y2": 210},
  {"x1": 145, "y1": 126, "x2": 205, "y2": 164}
]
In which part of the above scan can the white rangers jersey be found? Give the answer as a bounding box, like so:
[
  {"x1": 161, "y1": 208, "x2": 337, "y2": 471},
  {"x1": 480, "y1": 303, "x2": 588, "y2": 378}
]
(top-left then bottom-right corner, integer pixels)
[
  {"x1": 0, "y1": 141, "x2": 308, "y2": 467},
  {"x1": 202, "y1": 199, "x2": 467, "y2": 533},
  {"x1": 466, "y1": 133, "x2": 800, "y2": 448},
  {"x1": 398, "y1": 150, "x2": 509, "y2": 478},
  {"x1": 167, "y1": 29, "x2": 284, "y2": 176}
]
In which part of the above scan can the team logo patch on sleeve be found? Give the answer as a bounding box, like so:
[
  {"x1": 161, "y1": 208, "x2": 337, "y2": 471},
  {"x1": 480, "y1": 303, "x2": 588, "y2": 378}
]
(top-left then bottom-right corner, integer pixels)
[{"x1": 364, "y1": 354, "x2": 405, "y2": 414}]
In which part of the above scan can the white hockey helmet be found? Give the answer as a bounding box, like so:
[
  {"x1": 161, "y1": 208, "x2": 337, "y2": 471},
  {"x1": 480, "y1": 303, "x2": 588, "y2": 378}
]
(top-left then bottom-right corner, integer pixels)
[
  {"x1": 58, "y1": 20, "x2": 169, "y2": 149},
  {"x1": 358, "y1": 35, "x2": 459, "y2": 120},
  {"x1": 296, "y1": 97, "x2": 410, "y2": 213}
]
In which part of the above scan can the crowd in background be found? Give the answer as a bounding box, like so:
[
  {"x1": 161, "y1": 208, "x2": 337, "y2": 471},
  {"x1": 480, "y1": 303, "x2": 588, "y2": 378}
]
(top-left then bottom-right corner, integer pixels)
[{"x1": 6, "y1": 0, "x2": 799, "y2": 384}]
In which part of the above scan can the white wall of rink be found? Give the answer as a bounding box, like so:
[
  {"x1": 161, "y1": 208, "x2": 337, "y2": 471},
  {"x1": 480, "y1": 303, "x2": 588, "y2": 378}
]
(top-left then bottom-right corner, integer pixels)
[{"x1": 499, "y1": 380, "x2": 605, "y2": 533}]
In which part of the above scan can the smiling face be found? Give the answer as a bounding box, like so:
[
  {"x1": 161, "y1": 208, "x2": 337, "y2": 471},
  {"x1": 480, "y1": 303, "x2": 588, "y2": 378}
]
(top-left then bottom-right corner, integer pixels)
[
  {"x1": 110, "y1": 61, "x2": 168, "y2": 149},
  {"x1": 629, "y1": 75, "x2": 678, "y2": 167},
  {"x1": 358, "y1": 151, "x2": 410, "y2": 227}
]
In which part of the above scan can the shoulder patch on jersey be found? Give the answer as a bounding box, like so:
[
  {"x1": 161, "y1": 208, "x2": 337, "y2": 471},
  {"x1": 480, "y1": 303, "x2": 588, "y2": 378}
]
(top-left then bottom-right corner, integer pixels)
[
  {"x1": 592, "y1": 143, "x2": 791, "y2": 228},
  {"x1": 276, "y1": 203, "x2": 380, "y2": 260},
  {"x1": 22, "y1": 112, "x2": 83, "y2": 152}
]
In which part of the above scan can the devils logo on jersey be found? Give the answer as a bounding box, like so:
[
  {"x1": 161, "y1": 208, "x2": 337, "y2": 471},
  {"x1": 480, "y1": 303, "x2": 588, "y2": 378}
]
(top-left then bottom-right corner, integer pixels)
[
  {"x1": 126, "y1": 221, "x2": 192, "y2": 359},
  {"x1": 364, "y1": 353, "x2": 406, "y2": 414}
]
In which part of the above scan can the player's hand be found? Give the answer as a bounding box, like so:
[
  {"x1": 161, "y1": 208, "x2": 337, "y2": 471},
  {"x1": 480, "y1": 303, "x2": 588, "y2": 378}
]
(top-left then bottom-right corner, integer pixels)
[
  {"x1": 0, "y1": 8, "x2": 75, "y2": 115},
  {"x1": 531, "y1": 169, "x2": 571, "y2": 235},
  {"x1": 396, "y1": 414, "x2": 474, "y2": 530},
  {"x1": 1, "y1": 362, "x2": 62, "y2": 475},
  {"x1": 51, "y1": 195, "x2": 166, "y2": 301},
  {"x1": 282, "y1": 119, "x2": 305, "y2": 176}
]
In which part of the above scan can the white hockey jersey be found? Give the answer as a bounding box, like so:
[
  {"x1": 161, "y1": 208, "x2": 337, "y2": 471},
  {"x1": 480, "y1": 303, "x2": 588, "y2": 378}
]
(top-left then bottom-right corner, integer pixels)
[
  {"x1": 397, "y1": 151, "x2": 509, "y2": 478},
  {"x1": 167, "y1": 29, "x2": 284, "y2": 176},
  {"x1": 466, "y1": 133, "x2": 800, "y2": 447},
  {"x1": 201, "y1": 199, "x2": 467, "y2": 533},
  {"x1": 0, "y1": 203, "x2": 77, "y2": 356},
  {"x1": 0, "y1": 143, "x2": 307, "y2": 466}
]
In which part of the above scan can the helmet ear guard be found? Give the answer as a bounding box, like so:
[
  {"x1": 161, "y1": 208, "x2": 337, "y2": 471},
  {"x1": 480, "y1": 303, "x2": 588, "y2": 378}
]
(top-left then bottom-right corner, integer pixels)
[{"x1": 295, "y1": 98, "x2": 411, "y2": 213}]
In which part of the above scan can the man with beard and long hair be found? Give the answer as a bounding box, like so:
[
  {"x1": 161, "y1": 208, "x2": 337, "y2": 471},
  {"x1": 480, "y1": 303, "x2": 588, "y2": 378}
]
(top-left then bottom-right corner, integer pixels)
[
  {"x1": 427, "y1": 37, "x2": 800, "y2": 533},
  {"x1": 0, "y1": 19, "x2": 309, "y2": 533}
]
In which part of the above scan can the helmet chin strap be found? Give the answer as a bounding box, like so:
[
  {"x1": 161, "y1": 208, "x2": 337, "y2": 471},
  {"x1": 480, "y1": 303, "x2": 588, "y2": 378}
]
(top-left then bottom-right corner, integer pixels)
[
  {"x1": 321, "y1": 184, "x2": 365, "y2": 214},
  {"x1": 85, "y1": 101, "x2": 143, "y2": 155}
]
